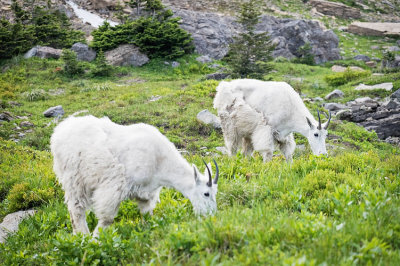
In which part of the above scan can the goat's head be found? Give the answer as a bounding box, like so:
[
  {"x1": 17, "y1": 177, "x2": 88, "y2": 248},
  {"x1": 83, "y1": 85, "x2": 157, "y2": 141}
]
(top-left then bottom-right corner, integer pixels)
[
  {"x1": 190, "y1": 159, "x2": 219, "y2": 216},
  {"x1": 306, "y1": 110, "x2": 331, "y2": 156}
]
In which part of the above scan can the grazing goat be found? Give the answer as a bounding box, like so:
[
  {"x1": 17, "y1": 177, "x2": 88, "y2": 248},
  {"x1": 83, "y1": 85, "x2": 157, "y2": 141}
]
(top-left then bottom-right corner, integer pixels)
[
  {"x1": 214, "y1": 79, "x2": 330, "y2": 160},
  {"x1": 218, "y1": 96, "x2": 296, "y2": 162},
  {"x1": 51, "y1": 115, "x2": 219, "y2": 237}
]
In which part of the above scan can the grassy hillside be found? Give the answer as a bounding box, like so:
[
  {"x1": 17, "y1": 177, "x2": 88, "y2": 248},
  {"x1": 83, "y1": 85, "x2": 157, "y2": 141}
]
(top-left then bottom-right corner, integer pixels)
[{"x1": 1, "y1": 44, "x2": 400, "y2": 264}]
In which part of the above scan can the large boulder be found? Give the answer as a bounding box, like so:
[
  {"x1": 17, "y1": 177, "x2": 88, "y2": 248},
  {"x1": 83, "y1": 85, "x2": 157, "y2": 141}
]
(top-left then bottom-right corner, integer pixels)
[
  {"x1": 348, "y1": 22, "x2": 400, "y2": 37},
  {"x1": 70, "y1": 43, "x2": 96, "y2": 62},
  {"x1": 309, "y1": 0, "x2": 361, "y2": 19},
  {"x1": 105, "y1": 45, "x2": 149, "y2": 67},
  {"x1": 338, "y1": 92, "x2": 400, "y2": 144},
  {"x1": 24, "y1": 46, "x2": 62, "y2": 59},
  {"x1": 172, "y1": 8, "x2": 341, "y2": 64}
]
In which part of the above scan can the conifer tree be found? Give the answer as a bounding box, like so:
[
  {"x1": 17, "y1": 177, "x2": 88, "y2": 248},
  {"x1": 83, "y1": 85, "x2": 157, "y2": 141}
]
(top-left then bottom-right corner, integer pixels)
[{"x1": 225, "y1": 0, "x2": 274, "y2": 79}]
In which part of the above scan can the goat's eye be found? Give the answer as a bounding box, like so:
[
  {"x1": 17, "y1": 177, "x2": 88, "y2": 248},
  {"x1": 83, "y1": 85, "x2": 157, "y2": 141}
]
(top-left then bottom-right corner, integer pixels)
[
  {"x1": 314, "y1": 133, "x2": 319, "y2": 137},
  {"x1": 204, "y1": 192, "x2": 210, "y2": 197}
]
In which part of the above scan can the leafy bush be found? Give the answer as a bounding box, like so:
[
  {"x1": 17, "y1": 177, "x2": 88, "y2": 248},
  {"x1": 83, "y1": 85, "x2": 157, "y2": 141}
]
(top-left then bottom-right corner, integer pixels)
[
  {"x1": 0, "y1": 2, "x2": 84, "y2": 59},
  {"x1": 61, "y1": 49, "x2": 85, "y2": 77},
  {"x1": 293, "y1": 42, "x2": 315, "y2": 65},
  {"x1": 324, "y1": 68, "x2": 371, "y2": 86},
  {"x1": 90, "y1": 50, "x2": 113, "y2": 77},
  {"x1": 91, "y1": 10, "x2": 193, "y2": 59}
]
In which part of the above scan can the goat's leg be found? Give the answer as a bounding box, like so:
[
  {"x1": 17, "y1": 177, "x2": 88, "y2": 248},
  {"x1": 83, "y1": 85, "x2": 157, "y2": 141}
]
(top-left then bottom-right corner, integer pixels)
[
  {"x1": 276, "y1": 133, "x2": 296, "y2": 163},
  {"x1": 242, "y1": 137, "x2": 254, "y2": 157},
  {"x1": 92, "y1": 186, "x2": 125, "y2": 238},
  {"x1": 67, "y1": 199, "x2": 89, "y2": 235},
  {"x1": 137, "y1": 187, "x2": 162, "y2": 215},
  {"x1": 224, "y1": 134, "x2": 239, "y2": 157},
  {"x1": 252, "y1": 125, "x2": 274, "y2": 162}
]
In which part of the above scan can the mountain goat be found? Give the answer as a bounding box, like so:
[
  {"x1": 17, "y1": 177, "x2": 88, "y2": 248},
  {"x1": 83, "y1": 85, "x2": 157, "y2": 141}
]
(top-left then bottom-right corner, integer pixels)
[
  {"x1": 51, "y1": 115, "x2": 219, "y2": 237},
  {"x1": 214, "y1": 79, "x2": 330, "y2": 161},
  {"x1": 218, "y1": 96, "x2": 296, "y2": 162}
]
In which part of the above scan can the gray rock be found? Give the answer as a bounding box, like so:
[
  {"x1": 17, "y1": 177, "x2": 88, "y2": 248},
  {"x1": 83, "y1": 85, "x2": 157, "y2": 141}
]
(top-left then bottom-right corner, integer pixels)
[
  {"x1": 215, "y1": 146, "x2": 228, "y2": 154},
  {"x1": 324, "y1": 102, "x2": 347, "y2": 111},
  {"x1": 331, "y1": 65, "x2": 347, "y2": 72},
  {"x1": 382, "y1": 55, "x2": 400, "y2": 68},
  {"x1": 325, "y1": 89, "x2": 344, "y2": 100},
  {"x1": 309, "y1": 0, "x2": 361, "y2": 19},
  {"x1": 196, "y1": 109, "x2": 221, "y2": 129},
  {"x1": 354, "y1": 97, "x2": 378, "y2": 105},
  {"x1": 391, "y1": 88, "x2": 400, "y2": 100},
  {"x1": 43, "y1": 105, "x2": 64, "y2": 118},
  {"x1": 70, "y1": 42, "x2": 96, "y2": 62},
  {"x1": 354, "y1": 54, "x2": 370, "y2": 62},
  {"x1": 371, "y1": 45, "x2": 380, "y2": 50},
  {"x1": 172, "y1": 8, "x2": 341, "y2": 63},
  {"x1": 337, "y1": 96, "x2": 400, "y2": 141},
  {"x1": 365, "y1": 61, "x2": 377, "y2": 67},
  {"x1": 354, "y1": 82, "x2": 393, "y2": 91},
  {"x1": 335, "y1": 109, "x2": 352, "y2": 120},
  {"x1": 0, "y1": 112, "x2": 14, "y2": 122},
  {"x1": 20, "y1": 121, "x2": 34, "y2": 128},
  {"x1": 206, "y1": 72, "x2": 229, "y2": 80},
  {"x1": 397, "y1": 40, "x2": 400, "y2": 46},
  {"x1": 171, "y1": 61, "x2": 180, "y2": 68},
  {"x1": 105, "y1": 44, "x2": 149, "y2": 67},
  {"x1": 313, "y1": 97, "x2": 324, "y2": 102},
  {"x1": 387, "y1": 46, "x2": 400, "y2": 52},
  {"x1": 24, "y1": 46, "x2": 62, "y2": 59},
  {"x1": 196, "y1": 55, "x2": 212, "y2": 64},
  {"x1": 383, "y1": 100, "x2": 400, "y2": 110},
  {"x1": 0, "y1": 210, "x2": 36, "y2": 243}
]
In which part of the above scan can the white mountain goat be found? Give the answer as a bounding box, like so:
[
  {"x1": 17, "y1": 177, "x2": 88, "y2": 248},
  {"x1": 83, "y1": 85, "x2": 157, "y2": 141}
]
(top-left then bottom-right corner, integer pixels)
[
  {"x1": 214, "y1": 79, "x2": 331, "y2": 161},
  {"x1": 50, "y1": 115, "x2": 219, "y2": 237},
  {"x1": 217, "y1": 95, "x2": 296, "y2": 162}
]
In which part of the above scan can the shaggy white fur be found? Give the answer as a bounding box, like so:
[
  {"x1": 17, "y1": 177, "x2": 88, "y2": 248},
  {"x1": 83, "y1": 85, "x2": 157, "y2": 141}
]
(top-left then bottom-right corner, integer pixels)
[
  {"x1": 51, "y1": 115, "x2": 218, "y2": 237},
  {"x1": 214, "y1": 79, "x2": 330, "y2": 159}
]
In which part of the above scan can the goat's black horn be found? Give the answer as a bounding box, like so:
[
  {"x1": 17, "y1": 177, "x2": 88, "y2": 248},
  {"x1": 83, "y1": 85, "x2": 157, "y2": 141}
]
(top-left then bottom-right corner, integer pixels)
[
  {"x1": 202, "y1": 159, "x2": 212, "y2": 187},
  {"x1": 324, "y1": 111, "x2": 332, "y2": 129},
  {"x1": 213, "y1": 159, "x2": 219, "y2": 184},
  {"x1": 317, "y1": 109, "x2": 322, "y2": 130}
]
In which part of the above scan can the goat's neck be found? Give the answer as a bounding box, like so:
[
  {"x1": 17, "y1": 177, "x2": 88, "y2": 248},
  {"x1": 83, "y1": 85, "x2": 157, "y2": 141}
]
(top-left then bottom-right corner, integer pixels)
[{"x1": 159, "y1": 163, "x2": 196, "y2": 199}]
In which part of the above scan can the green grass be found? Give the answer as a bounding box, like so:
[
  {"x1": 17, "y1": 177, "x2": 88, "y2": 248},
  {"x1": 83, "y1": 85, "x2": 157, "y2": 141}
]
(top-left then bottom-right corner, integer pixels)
[{"x1": 1, "y1": 50, "x2": 400, "y2": 264}]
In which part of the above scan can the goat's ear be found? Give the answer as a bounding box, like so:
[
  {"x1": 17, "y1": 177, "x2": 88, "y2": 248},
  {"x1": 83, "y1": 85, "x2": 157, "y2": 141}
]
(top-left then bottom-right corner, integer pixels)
[
  {"x1": 204, "y1": 163, "x2": 213, "y2": 177},
  {"x1": 193, "y1": 165, "x2": 201, "y2": 185},
  {"x1": 306, "y1": 117, "x2": 314, "y2": 129}
]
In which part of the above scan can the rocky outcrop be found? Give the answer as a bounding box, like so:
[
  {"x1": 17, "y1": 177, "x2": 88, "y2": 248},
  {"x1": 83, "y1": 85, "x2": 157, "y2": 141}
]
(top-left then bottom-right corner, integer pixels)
[
  {"x1": 71, "y1": 42, "x2": 97, "y2": 61},
  {"x1": 310, "y1": 0, "x2": 361, "y2": 19},
  {"x1": 173, "y1": 8, "x2": 341, "y2": 63},
  {"x1": 348, "y1": 22, "x2": 400, "y2": 37},
  {"x1": 104, "y1": 45, "x2": 149, "y2": 67},
  {"x1": 337, "y1": 92, "x2": 400, "y2": 144},
  {"x1": 382, "y1": 55, "x2": 400, "y2": 69},
  {"x1": 24, "y1": 46, "x2": 62, "y2": 59}
]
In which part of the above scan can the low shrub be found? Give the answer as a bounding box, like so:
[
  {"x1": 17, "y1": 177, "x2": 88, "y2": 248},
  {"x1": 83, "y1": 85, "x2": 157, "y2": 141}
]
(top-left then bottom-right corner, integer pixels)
[
  {"x1": 324, "y1": 68, "x2": 371, "y2": 86},
  {"x1": 91, "y1": 10, "x2": 193, "y2": 59}
]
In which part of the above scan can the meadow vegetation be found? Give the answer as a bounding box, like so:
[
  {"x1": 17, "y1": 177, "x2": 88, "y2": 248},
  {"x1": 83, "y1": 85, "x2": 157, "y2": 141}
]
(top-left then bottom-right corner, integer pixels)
[
  {"x1": 1, "y1": 0, "x2": 400, "y2": 264},
  {"x1": 0, "y1": 48, "x2": 399, "y2": 264}
]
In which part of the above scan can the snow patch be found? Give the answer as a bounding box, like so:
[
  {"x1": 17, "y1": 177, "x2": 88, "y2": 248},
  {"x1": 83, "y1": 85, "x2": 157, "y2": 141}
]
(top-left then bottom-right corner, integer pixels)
[{"x1": 67, "y1": 1, "x2": 118, "y2": 28}]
